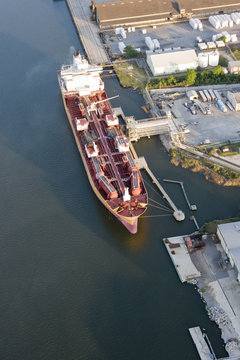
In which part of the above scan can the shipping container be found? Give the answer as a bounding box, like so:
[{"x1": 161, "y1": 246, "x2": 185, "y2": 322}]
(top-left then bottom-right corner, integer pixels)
[
  {"x1": 145, "y1": 36, "x2": 154, "y2": 51},
  {"x1": 199, "y1": 90, "x2": 207, "y2": 102},
  {"x1": 208, "y1": 89, "x2": 216, "y2": 101},
  {"x1": 203, "y1": 89, "x2": 211, "y2": 102},
  {"x1": 213, "y1": 90, "x2": 221, "y2": 100},
  {"x1": 152, "y1": 39, "x2": 160, "y2": 49}
]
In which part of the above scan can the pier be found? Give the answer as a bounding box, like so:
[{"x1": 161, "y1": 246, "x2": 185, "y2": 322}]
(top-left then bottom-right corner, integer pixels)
[
  {"x1": 65, "y1": 0, "x2": 109, "y2": 64},
  {"x1": 132, "y1": 153, "x2": 185, "y2": 222},
  {"x1": 189, "y1": 327, "x2": 216, "y2": 360},
  {"x1": 163, "y1": 179, "x2": 197, "y2": 211}
]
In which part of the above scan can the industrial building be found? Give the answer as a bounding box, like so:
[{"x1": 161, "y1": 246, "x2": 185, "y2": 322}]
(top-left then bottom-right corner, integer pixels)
[
  {"x1": 92, "y1": 0, "x2": 240, "y2": 29},
  {"x1": 227, "y1": 91, "x2": 240, "y2": 111},
  {"x1": 146, "y1": 49, "x2": 198, "y2": 76},
  {"x1": 228, "y1": 60, "x2": 240, "y2": 74},
  {"x1": 217, "y1": 222, "x2": 240, "y2": 281}
]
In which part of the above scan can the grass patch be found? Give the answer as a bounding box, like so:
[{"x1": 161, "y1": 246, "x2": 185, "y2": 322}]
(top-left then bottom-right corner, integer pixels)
[
  {"x1": 233, "y1": 48, "x2": 240, "y2": 60},
  {"x1": 218, "y1": 151, "x2": 238, "y2": 157},
  {"x1": 113, "y1": 62, "x2": 147, "y2": 89},
  {"x1": 200, "y1": 217, "x2": 240, "y2": 234}
]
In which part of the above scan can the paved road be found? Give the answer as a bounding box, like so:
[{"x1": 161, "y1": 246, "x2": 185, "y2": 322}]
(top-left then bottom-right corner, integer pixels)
[{"x1": 66, "y1": 0, "x2": 109, "y2": 64}]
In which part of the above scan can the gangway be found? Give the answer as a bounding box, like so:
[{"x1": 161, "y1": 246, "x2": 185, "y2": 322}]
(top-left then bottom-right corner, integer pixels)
[
  {"x1": 113, "y1": 107, "x2": 170, "y2": 141},
  {"x1": 132, "y1": 154, "x2": 185, "y2": 222}
]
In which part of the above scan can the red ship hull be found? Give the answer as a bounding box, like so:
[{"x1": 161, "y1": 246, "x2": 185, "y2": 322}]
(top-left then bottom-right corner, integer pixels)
[{"x1": 58, "y1": 74, "x2": 147, "y2": 234}]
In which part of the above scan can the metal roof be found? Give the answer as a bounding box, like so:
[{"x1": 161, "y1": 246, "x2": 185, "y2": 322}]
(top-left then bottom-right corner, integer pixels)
[
  {"x1": 179, "y1": 0, "x2": 240, "y2": 14},
  {"x1": 95, "y1": 0, "x2": 240, "y2": 27},
  {"x1": 95, "y1": 0, "x2": 179, "y2": 27},
  {"x1": 147, "y1": 49, "x2": 198, "y2": 69},
  {"x1": 218, "y1": 222, "x2": 240, "y2": 271}
]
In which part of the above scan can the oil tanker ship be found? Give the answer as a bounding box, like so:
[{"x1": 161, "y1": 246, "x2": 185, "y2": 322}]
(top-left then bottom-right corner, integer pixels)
[{"x1": 58, "y1": 52, "x2": 148, "y2": 234}]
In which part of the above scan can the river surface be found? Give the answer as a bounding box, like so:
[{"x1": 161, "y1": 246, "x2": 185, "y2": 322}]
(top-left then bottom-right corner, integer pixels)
[{"x1": 0, "y1": 1, "x2": 239, "y2": 359}]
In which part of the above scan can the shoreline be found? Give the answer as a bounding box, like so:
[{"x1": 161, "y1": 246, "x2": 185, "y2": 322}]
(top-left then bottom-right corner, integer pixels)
[
  {"x1": 169, "y1": 150, "x2": 240, "y2": 187},
  {"x1": 164, "y1": 233, "x2": 240, "y2": 358}
]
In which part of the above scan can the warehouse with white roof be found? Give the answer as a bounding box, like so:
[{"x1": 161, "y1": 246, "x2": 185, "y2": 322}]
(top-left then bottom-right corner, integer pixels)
[
  {"x1": 146, "y1": 49, "x2": 198, "y2": 76},
  {"x1": 217, "y1": 221, "x2": 240, "y2": 281}
]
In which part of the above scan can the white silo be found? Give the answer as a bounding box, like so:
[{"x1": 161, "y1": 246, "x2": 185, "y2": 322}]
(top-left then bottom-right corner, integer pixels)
[
  {"x1": 209, "y1": 51, "x2": 219, "y2": 66},
  {"x1": 231, "y1": 13, "x2": 240, "y2": 24},
  {"x1": 189, "y1": 18, "x2": 198, "y2": 29},
  {"x1": 198, "y1": 53, "x2": 209, "y2": 68}
]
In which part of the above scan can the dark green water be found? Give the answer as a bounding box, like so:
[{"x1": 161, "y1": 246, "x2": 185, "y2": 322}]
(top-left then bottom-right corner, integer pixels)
[{"x1": 0, "y1": 1, "x2": 239, "y2": 359}]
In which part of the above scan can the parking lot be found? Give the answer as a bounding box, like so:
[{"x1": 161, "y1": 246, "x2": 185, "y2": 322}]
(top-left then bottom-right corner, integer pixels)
[
  {"x1": 104, "y1": 19, "x2": 240, "y2": 56},
  {"x1": 150, "y1": 85, "x2": 240, "y2": 146}
]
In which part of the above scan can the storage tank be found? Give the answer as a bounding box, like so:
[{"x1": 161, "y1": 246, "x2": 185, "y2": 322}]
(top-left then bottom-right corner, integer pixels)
[
  {"x1": 227, "y1": 14, "x2": 233, "y2": 27},
  {"x1": 222, "y1": 31, "x2": 230, "y2": 42},
  {"x1": 189, "y1": 18, "x2": 198, "y2": 29},
  {"x1": 231, "y1": 34, "x2": 238, "y2": 42},
  {"x1": 231, "y1": 13, "x2": 240, "y2": 24},
  {"x1": 215, "y1": 16, "x2": 222, "y2": 28},
  {"x1": 195, "y1": 18, "x2": 203, "y2": 30},
  {"x1": 209, "y1": 51, "x2": 219, "y2": 66},
  {"x1": 118, "y1": 42, "x2": 126, "y2": 54},
  {"x1": 217, "y1": 99, "x2": 227, "y2": 112},
  {"x1": 198, "y1": 53, "x2": 209, "y2": 68},
  {"x1": 115, "y1": 27, "x2": 121, "y2": 35},
  {"x1": 145, "y1": 37, "x2": 154, "y2": 51},
  {"x1": 209, "y1": 16, "x2": 220, "y2": 29},
  {"x1": 216, "y1": 40, "x2": 225, "y2": 48},
  {"x1": 219, "y1": 15, "x2": 227, "y2": 27},
  {"x1": 212, "y1": 34, "x2": 217, "y2": 41},
  {"x1": 236, "y1": 13, "x2": 240, "y2": 22},
  {"x1": 152, "y1": 39, "x2": 160, "y2": 49},
  {"x1": 120, "y1": 28, "x2": 126, "y2": 39}
]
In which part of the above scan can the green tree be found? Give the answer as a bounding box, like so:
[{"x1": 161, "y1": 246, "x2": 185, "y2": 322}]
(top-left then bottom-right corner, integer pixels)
[
  {"x1": 167, "y1": 75, "x2": 176, "y2": 86},
  {"x1": 123, "y1": 45, "x2": 140, "y2": 59},
  {"x1": 185, "y1": 69, "x2": 197, "y2": 85},
  {"x1": 213, "y1": 65, "x2": 223, "y2": 76},
  {"x1": 219, "y1": 35, "x2": 227, "y2": 42},
  {"x1": 219, "y1": 55, "x2": 228, "y2": 67}
]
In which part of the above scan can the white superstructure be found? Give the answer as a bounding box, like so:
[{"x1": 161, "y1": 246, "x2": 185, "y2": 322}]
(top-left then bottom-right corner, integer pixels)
[{"x1": 59, "y1": 53, "x2": 104, "y2": 96}]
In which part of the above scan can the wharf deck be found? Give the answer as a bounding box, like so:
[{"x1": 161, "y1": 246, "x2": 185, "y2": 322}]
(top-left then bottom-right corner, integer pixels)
[
  {"x1": 163, "y1": 235, "x2": 201, "y2": 282},
  {"x1": 65, "y1": 0, "x2": 109, "y2": 64},
  {"x1": 189, "y1": 327, "x2": 216, "y2": 360}
]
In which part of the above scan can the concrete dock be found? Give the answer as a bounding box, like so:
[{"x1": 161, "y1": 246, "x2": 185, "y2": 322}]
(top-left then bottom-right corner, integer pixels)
[
  {"x1": 65, "y1": 0, "x2": 109, "y2": 64},
  {"x1": 189, "y1": 327, "x2": 216, "y2": 360},
  {"x1": 163, "y1": 235, "x2": 201, "y2": 282}
]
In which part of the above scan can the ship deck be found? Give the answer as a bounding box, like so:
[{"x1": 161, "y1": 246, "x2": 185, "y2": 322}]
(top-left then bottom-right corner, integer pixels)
[{"x1": 65, "y1": 91, "x2": 147, "y2": 219}]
